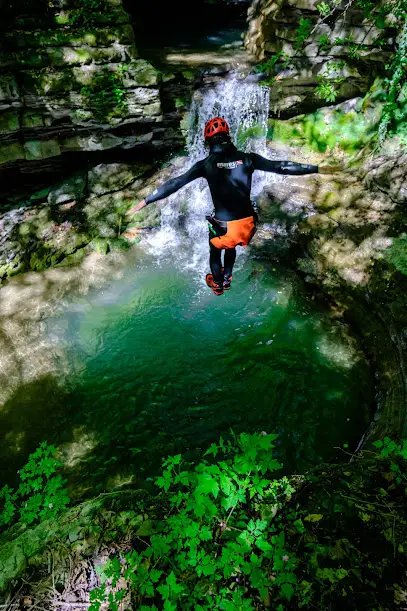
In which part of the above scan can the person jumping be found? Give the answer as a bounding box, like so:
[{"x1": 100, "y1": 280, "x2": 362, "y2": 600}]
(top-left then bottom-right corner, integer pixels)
[{"x1": 126, "y1": 117, "x2": 336, "y2": 296}]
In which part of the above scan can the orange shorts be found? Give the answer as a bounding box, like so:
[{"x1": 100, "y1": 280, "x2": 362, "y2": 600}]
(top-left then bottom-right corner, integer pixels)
[{"x1": 210, "y1": 215, "x2": 257, "y2": 249}]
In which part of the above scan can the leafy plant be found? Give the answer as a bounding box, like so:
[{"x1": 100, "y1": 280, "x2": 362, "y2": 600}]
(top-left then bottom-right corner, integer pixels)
[
  {"x1": 255, "y1": 51, "x2": 291, "y2": 85},
  {"x1": 89, "y1": 432, "x2": 300, "y2": 610},
  {"x1": 80, "y1": 65, "x2": 128, "y2": 122},
  {"x1": 271, "y1": 0, "x2": 407, "y2": 146},
  {"x1": 295, "y1": 18, "x2": 312, "y2": 50},
  {"x1": 316, "y1": 1, "x2": 331, "y2": 17},
  {"x1": 315, "y1": 80, "x2": 339, "y2": 102},
  {"x1": 68, "y1": 0, "x2": 114, "y2": 27},
  {"x1": 85, "y1": 433, "x2": 407, "y2": 610},
  {"x1": 318, "y1": 34, "x2": 331, "y2": 52},
  {"x1": 377, "y1": 11, "x2": 407, "y2": 145},
  {"x1": 384, "y1": 235, "x2": 407, "y2": 274},
  {"x1": 348, "y1": 43, "x2": 362, "y2": 60},
  {"x1": 0, "y1": 442, "x2": 69, "y2": 528},
  {"x1": 373, "y1": 437, "x2": 407, "y2": 485}
]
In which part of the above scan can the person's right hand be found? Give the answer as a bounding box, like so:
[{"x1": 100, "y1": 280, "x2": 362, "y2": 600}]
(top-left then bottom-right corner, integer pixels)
[
  {"x1": 126, "y1": 199, "x2": 146, "y2": 215},
  {"x1": 319, "y1": 164, "x2": 343, "y2": 174}
]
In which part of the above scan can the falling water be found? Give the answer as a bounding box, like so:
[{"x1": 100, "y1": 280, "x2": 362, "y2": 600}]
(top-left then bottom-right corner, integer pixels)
[{"x1": 146, "y1": 75, "x2": 279, "y2": 275}]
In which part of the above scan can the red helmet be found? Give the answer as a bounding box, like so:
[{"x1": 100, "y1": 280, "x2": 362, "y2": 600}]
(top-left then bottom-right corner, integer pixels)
[{"x1": 204, "y1": 117, "x2": 230, "y2": 141}]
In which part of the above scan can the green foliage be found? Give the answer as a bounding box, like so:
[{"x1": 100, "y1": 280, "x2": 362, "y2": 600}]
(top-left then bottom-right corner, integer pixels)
[
  {"x1": 318, "y1": 34, "x2": 331, "y2": 52},
  {"x1": 0, "y1": 442, "x2": 69, "y2": 528},
  {"x1": 316, "y1": 1, "x2": 331, "y2": 17},
  {"x1": 254, "y1": 51, "x2": 291, "y2": 86},
  {"x1": 86, "y1": 434, "x2": 407, "y2": 609},
  {"x1": 384, "y1": 235, "x2": 407, "y2": 274},
  {"x1": 80, "y1": 65, "x2": 128, "y2": 122},
  {"x1": 314, "y1": 61, "x2": 345, "y2": 102},
  {"x1": 377, "y1": 12, "x2": 407, "y2": 145},
  {"x1": 89, "y1": 432, "x2": 300, "y2": 610},
  {"x1": 269, "y1": 84, "x2": 380, "y2": 153},
  {"x1": 315, "y1": 80, "x2": 339, "y2": 102},
  {"x1": 373, "y1": 436, "x2": 407, "y2": 460},
  {"x1": 294, "y1": 18, "x2": 312, "y2": 50},
  {"x1": 68, "y1": 0, "x2": 114, "y2": 27},
  {"x1": 292, "y1": 440, "x2": 407, "y2": 609},
  {"x1": 270, "y1": 0, "x2": 407, "y2": 146}
]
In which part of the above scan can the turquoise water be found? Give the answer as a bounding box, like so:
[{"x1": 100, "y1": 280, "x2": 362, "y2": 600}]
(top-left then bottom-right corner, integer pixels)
[
  {"x1": 33, "y1": 250, "x2": 371, "y2": 495},
  {"x1": 0, "y1": 250, "x2": 373, "y2": 497}
]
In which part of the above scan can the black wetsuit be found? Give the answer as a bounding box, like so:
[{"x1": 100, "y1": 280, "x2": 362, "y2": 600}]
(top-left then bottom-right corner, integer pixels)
[
  {"x1": 145, "y1": 141, "x2": 319, "y2": 284},
  {"x1": 145, "y1": 142, "x2": 319, "y2": 220}
]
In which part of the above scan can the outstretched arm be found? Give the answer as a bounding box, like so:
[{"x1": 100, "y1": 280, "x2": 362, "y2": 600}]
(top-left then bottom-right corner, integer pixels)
[
  {"x1": 251, "y1": 152, "x2": 319, "y2": 175},
  {"x1": 126, "y1": 161, "x2": 205, "y2": 215}
]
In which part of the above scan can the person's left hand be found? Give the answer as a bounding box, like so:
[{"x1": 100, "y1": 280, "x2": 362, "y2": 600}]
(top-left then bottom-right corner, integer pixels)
[{"x1": 126, "y1": 199, "x2": 146, "y2": 215}]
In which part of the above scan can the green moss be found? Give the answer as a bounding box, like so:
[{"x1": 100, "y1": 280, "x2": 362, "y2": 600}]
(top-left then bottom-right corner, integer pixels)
[
  {"x1": 268, "y1": 120, "x2": 306, "y2": 147},
  {"x1": 90, "y1": 238, "x2": 110, "y2": 254},
  {"x1": 175, "y1": 97, "x2": 186, "y2": 109},
  {"x1": 29, "y1": 247, "x2": 65, "y2": 271},
  {"x1": 8, "y1": 25, "x2": 134, "y2": 50},
  {"x1": 0, "y1": 111, "x2": 19, "y2": 134},
  {"x1": 236, "y1": 124, "x2": 265, "y2": 149},
  {"x1": 108, "y1": 237, "x2": 131, "y2": 251},
  {"x1": 0, "y1": 143, "x2": 25, "y2": 164},
  {"x1": 80, "y1": 65, "x2": 127, "y2": 122},
  {"x1": 270, "y1": 103, "x2": 379, "y2": 154},
  {"x1": 385, "y1": 235, "x2": 407, "y2": 275},
  {"x1": 56, "y1": 248, "x2": 87, "y2": 267}
]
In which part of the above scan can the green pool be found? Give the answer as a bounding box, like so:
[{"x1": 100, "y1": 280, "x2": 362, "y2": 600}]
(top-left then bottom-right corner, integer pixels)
[{"x1": 0, "y1": 249, "x2": 373, "y2": 498}]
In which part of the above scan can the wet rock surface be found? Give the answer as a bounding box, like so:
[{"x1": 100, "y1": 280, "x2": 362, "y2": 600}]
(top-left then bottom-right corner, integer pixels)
[
  {"x1": 0, "y1": 158, "x2": 185, "y2": 281},
  {"x1": 253, "y1": 137, "x2": 407, "y2": 441}
]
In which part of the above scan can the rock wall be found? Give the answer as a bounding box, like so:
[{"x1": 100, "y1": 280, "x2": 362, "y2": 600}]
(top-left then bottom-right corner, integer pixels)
[
  {"x1": 0, "y1": 0, "x2": 172, "y2": 174},
  {"x1": 0, "y1": 489, "x2": 153, "y2": 593},
  {"x1": 0, "y1": 155, "x2": 187, "y2": 281},
  {"x1": 252, "y1": 129, "x2": 407, "y2": 441},
  {"x1": 245, "y1": 0, "x2": 395, "y2": 116}
]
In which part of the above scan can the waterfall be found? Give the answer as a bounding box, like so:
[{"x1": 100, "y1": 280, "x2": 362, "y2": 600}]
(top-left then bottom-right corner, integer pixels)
[{"x1": 146, "y1": 75, "x2": 278, "y2": 275}]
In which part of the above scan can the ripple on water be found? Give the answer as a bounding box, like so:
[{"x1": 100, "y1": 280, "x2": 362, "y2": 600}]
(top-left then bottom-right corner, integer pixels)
[{"x1": 0, "y1": 253, "x2": 373, "y2": 498}]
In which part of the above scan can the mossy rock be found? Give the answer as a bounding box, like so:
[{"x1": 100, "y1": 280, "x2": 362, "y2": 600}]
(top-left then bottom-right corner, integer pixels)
[
  {"x1": 0, "y1": 110, "x2": 19, "y2": 133},
  {"x1": 0, "y1": 256, "x2": 25, "y2": 280},
  {"x1": 29, "y1": 248, "x2": 65, "y2": 271},
  {"x1": 87, "y1": 163, "x2": 148, "y2": 196},
  {"x1": 269, "y1": 94, "x2": 379, "y2": 154},
  {"x1": 0, "y1": 143, "x2": 25, "y2": 164},
  {"x1": 21, "y1": 112, "x2": 46, "y2": 128},
  {"x1": 6, "y1": 24, "x2": 135, "y2": 50},
  {"x1": 0, "y1": 75, "x2": 19, "y2": 101},
  {"x1": 48, "y1": 172, "x2": 86, "y2": 205},
  {"x1": 122, "y1": 59, "x2": 160, "y2": 87},
  {"x1": 55, "y1": 248, "x2": 87, "y2": 268},
  {"x1": 107, "y1": 237, "x2": 131, "y2": 251},
  {"x1": 90, "y1": 238, "x2": 110, "y2": 254},
  {"x1": 24, "y1": 139, "x2": 61, "y2": 161}
]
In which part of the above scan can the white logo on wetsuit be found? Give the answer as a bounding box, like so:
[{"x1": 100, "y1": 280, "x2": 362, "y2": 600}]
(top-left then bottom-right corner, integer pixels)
[{"x1": 216, "y1": 161, "x2": 243, "y2": 169}]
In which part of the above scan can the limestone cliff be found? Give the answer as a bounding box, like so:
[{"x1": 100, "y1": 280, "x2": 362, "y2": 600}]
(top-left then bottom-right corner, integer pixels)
[
  {"x1": 0, "y1": 0, "x2": 169, "y2": 172},
  {"x1": 245, "y1": 0, "x2": 395, "y2": 116}
]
